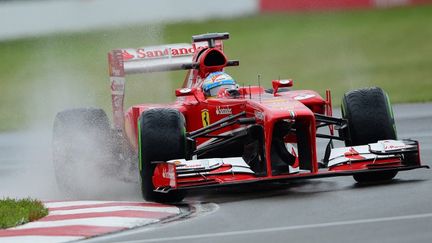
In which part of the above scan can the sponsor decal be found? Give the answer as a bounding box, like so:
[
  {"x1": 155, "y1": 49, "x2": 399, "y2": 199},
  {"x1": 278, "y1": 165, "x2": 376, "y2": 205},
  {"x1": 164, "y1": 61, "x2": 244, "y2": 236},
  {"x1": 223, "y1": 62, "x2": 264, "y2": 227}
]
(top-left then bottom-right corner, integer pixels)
[
  {"x1": 122, "y1": 50, "x2": 134, "y2": 60},
  {"x1": 110, "y1": 77, "x2": 125, "y2": 95},
  {"x1": 254, "y1": 111, "x2": 264, "y2": 121},
  {"x1": 161, "y1": 164, "x2": 176, "y2": 188},
  {"x1": 175, "y1": 159, "x2": 217, "y2": 171},
  {"x1": 136, "y1": 43, "x2": 205, "y2": 59},
  {"x1": 201, "y1": 109, "x2": 210, "y2": 127},
  {"x1": 262, "y1": 98, "x2": 286, "y2": 103},
  {"x1": 111, "y1": 69, "x2": 123, "y2": 77},
  {"x1": 108, "y1": 50, "x2": 125, "y2": 77},
  {"x1": 344, "y1": 147, "x2": 365, "y2": 160},
  {"x1": 112, "y1": 95, "x2": 124, "y2": 108},
  {"x1": 279, "y1": 79, "x2": 291, "y2": 85},
  {"x1": 262, "y1": 98, "x2": 290, "y2": 109},
  {"x1": 179, "y1": 88, "x2": 192, "y2": 94},
  {"x1": 120, "y1": 41, "x2": 223, "y2": 61},
  {"x1": 216, "y1": 106, "x2": 232, "y2": 115},
  {"x1": 182, "y1": 163, "x2": 205, "y2": 169},
  {"x1": 384, "y1": 144, "x2": 406, "y2": 150},
  {"x1": 382, "y1": 140, "x2": 407, "y2": 150},
  {"x1": 121, "y1": 42, "x2": 223, "y2": 62},
  {"x1": 294, "y1": 94, "x2": 315, "y2": 100},
  {"x1": 172, "y1": 160, "x2": 182, "y2": 165},
  {"x1": 162, "y1": 168, "x2": 173, "y2": 179}
]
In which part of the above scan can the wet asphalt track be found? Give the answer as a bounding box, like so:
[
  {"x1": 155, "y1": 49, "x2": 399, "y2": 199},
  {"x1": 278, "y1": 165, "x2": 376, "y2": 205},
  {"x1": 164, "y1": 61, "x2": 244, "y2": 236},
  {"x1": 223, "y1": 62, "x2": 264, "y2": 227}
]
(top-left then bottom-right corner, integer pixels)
[{"x1": 1, "y1": 103, "x2": 432, "y2": 243}]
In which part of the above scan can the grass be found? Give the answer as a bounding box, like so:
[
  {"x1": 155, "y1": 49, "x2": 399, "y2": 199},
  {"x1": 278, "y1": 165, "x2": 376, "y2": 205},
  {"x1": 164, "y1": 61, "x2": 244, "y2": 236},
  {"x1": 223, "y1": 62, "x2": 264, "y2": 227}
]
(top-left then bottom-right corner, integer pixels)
[
  {"x1": 0, "y1": 6, "x2": 431, "y2": 131},
  {"x1": 0, "y1": 198, "x2": 48, "y2": 229}
]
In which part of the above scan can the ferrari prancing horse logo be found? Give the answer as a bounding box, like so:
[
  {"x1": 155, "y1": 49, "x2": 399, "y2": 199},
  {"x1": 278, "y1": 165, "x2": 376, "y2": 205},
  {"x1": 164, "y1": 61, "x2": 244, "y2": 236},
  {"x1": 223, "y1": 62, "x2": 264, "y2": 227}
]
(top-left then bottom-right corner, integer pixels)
[{"x1": 201, "y1": 109, "x2": 210, "y2": 127}]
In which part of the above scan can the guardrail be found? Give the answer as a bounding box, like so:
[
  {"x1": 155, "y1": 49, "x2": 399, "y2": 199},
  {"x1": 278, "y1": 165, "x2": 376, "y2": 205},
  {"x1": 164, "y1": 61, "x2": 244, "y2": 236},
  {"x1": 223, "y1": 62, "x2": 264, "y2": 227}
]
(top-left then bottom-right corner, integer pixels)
[
  {"x1": 260, "y1": 0, "x2": 432, "y2": 12},
  {"x1": 0, "y1": 0, "x2": 257, "y2": 41},
  {"x1": 1, "y1": 0, "x2": 430, "y2": 41}
]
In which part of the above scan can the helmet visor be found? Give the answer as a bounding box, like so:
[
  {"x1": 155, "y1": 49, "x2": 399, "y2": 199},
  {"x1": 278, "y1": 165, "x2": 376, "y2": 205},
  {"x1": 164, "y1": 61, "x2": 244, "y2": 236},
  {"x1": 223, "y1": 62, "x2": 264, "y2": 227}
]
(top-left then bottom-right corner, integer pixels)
[{"x1": 208, "y1": 84, "x2": 237, "y2": 97}]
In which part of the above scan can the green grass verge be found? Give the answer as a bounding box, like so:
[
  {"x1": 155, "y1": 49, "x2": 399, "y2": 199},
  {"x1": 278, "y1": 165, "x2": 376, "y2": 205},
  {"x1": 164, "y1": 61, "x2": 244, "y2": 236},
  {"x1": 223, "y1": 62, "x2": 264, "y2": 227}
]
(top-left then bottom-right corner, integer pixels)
[
  {"x1": 0, "y1": 198, "x2": 48, "y2": 229},
  {"x1": 0, "y1": 6, "x2": 431, "y2": 131}
]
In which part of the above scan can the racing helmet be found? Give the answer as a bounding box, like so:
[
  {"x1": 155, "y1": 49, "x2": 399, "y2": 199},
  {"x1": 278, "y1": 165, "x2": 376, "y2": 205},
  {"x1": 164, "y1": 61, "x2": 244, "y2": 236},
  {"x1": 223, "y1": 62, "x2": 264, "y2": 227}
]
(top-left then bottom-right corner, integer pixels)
[{"x1": 202, "y1": 71, "x2": 237, "y2": 97}]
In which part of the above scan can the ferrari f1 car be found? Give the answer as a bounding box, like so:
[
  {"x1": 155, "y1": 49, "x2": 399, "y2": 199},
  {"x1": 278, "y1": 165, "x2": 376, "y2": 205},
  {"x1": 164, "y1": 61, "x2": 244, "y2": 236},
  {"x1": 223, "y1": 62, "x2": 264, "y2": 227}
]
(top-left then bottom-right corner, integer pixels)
[{"x1": 53, "y1": 32, "x2": 428, "y2": 202}]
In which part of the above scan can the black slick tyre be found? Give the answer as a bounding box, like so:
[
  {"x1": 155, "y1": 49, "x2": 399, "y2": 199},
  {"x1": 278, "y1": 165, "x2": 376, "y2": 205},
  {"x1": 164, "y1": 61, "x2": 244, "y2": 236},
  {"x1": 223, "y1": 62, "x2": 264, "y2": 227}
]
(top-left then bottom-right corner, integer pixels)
[
  {"x1": 138, "y1": 108, "x2": 187, "y2": 203},
  {"x1": 341, "y1": 87, "x2": 398, "y2": 183}
]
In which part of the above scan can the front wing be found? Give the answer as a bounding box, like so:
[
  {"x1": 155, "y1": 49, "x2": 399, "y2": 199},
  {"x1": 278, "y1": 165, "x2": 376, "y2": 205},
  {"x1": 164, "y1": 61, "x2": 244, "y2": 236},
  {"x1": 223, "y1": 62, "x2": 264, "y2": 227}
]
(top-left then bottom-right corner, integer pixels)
[{"x1": 152, "y1": 140, "x2": 428, "y2": 192}]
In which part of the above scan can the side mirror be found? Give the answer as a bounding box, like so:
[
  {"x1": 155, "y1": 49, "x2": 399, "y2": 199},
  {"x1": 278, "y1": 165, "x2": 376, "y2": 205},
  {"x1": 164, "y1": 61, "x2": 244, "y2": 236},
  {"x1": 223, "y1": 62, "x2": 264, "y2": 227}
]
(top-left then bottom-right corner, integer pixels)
[
  {"x1": 175, "y1": 87, "x2": 196, "y2": 97},
  {"x1": 272, "y1": 79, "x2": 293, "y2": 96}
]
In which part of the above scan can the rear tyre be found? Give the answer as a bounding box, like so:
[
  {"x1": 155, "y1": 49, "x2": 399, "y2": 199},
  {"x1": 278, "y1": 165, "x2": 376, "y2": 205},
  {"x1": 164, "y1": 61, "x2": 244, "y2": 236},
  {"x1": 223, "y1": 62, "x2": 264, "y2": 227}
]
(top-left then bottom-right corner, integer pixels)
[
  {"x1": 53, "y1": 108, "x2": 113, "y2": 197},
  {"x1": 139, "y1": 108, "x2": 187, "y2": 203},
  {"x1": 341, "y1": 87, "x2": 398, "y2": 183}
]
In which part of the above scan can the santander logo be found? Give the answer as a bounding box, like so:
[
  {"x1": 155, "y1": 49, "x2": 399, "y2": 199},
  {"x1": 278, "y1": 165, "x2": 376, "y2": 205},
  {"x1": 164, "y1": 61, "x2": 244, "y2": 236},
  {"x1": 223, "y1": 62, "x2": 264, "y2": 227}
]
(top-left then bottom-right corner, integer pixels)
[
  {"x1": 122, "y1": 50, "x2": 134, "y2": 60},
  {"x1": 121, "y1": 43, "x2": 222, "y2": 61},
  {"x1": 136, "y1": 45, "x2": 200, "y2": 59},
  {"x1": 216, "y1": 106, "x2": 232, "y2": 115}
]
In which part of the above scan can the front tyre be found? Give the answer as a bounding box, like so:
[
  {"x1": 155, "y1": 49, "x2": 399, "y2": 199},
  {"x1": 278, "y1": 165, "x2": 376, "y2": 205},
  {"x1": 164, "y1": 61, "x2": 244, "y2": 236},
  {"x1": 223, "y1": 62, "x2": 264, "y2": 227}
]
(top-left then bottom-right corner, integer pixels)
[
  {"x1": 138, "y1": 108, "x2": 187, "y2": 203},
  {"x1": 341, "y1": 87, "x2": 398, "y2": 183}
]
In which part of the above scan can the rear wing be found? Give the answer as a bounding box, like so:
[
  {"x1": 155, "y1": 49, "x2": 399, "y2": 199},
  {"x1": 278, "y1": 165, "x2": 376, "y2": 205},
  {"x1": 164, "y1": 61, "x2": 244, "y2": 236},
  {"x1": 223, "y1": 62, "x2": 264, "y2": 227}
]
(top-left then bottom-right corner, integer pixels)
[
  {"x1": 109, "y1": 42, "x2": 222, "y2": 75},
  {"x1": 108, "y1": 39, "x2": 224, "y2": 130}
]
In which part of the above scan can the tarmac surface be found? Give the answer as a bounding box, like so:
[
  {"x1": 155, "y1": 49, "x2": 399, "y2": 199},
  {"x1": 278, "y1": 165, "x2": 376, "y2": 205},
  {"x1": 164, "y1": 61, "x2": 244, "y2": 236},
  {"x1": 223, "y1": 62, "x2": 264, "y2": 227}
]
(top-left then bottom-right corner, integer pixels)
[{"x1": 1, "y1": 103, "x2": 431, "y2": 243}]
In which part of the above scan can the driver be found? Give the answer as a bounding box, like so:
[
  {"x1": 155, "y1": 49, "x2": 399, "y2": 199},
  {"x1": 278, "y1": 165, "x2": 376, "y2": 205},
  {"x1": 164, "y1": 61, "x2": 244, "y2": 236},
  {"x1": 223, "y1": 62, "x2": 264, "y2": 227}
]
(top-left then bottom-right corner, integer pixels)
[{"x1": 202, "y1": 71, "x2": 238, "y2": 98}]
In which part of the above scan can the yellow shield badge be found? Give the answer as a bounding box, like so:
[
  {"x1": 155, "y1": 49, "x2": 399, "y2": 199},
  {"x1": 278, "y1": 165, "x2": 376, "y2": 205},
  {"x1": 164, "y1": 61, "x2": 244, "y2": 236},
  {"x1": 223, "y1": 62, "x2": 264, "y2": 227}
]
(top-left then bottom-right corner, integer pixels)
[{"x1": 201, "y1": 109, "x2": 210, "y2": 127}]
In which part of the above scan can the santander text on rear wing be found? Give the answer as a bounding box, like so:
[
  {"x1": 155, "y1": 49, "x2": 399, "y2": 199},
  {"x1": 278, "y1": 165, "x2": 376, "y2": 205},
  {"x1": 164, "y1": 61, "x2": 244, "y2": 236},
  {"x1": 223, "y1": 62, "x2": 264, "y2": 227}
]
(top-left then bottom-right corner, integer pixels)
[{"x1": 110, "y1": 42, "x2": 222, "y2": 75}]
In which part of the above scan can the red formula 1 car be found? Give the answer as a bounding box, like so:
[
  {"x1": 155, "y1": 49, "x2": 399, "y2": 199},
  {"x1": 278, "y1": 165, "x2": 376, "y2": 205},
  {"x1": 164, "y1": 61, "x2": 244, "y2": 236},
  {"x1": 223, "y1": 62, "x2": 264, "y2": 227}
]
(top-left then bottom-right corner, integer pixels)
[{"x1": 53, "y1": 33, "x2": 428, "y2": 202}]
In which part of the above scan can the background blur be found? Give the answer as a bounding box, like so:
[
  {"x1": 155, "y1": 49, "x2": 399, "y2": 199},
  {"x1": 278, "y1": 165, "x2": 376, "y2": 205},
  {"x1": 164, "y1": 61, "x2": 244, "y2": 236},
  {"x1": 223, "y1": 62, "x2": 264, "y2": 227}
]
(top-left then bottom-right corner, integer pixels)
[{"x1": 1, "y1": 0, "x2": 432, "y2": 131}]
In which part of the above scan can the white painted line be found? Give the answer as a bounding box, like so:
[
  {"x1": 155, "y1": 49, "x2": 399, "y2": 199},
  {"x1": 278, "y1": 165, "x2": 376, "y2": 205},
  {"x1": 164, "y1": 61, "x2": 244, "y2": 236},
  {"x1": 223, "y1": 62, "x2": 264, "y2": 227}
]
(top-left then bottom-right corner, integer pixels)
[
  {"x1": 0, "y1": 236, "x2": 82, "y2": 243},
  {"x1": 15, "y1": 217, "x2": 157, "y2": 229},
  {"x1": 49, "y1": 206, "x2": 179, "y2": 215},
  {"x1": 128, "y1": 212, "x2": 432, "y2": 242}
]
